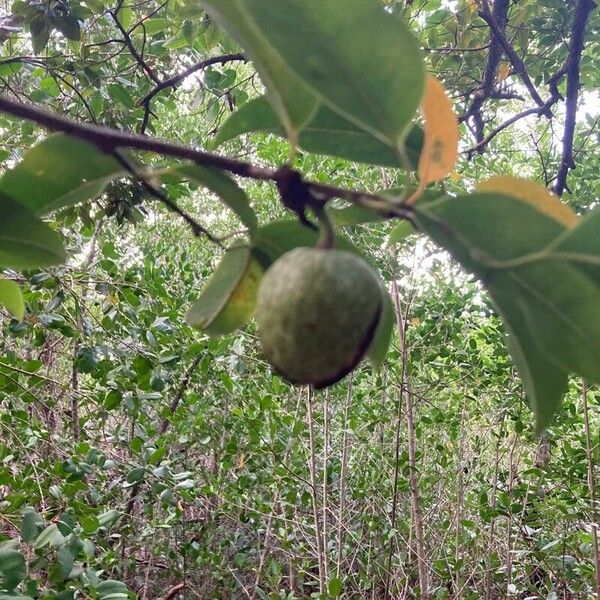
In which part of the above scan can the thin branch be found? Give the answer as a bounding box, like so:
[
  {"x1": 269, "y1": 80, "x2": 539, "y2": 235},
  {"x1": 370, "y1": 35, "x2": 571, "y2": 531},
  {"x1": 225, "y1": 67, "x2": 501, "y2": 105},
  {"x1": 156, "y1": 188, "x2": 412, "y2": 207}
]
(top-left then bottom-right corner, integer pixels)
[
  {"x1": 138, "y1": 52, "x2": 245, "y2": 133},
  {"x1": 140, "y1": 53, "x2": 245, "y2": 108},
  {"x1": 110, "y1": 0, "x2": 160, "y2": 84},
  {"x1": 159, "y1": 353, "x2": 203, "y2": 434},
  {"x1": 461, "y1": 0, "x2": 509, "y2": 142},
  {"x1": 111, "y1": 150, "x2": 224, "y2": 246},
  {"x1": 553, "y1": 0, "x2": 596, "y2": 197}
]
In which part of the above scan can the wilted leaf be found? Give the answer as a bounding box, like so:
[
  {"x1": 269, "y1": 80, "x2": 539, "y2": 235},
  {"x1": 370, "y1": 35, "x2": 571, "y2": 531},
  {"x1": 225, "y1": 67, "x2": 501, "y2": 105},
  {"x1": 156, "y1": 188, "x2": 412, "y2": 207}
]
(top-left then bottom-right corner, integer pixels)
[{"x1": 417, "y1": 75, "x2": 459, "y2": 188}]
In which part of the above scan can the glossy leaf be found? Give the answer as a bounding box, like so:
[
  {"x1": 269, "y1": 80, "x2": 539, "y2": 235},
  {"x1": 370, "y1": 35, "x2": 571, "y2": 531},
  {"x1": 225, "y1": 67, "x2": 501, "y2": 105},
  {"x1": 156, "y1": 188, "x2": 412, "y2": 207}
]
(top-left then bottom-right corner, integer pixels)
[
  {"x1": 476, "y1": 176, "x2": 579, "y2": 228},
  {"x1": 417, "y1": 75, "x2": 459, "y2": 186},
  {"x1": 213, "y1": 0, "x2": 424, "y2": 148},
  {"x1": 187, "y1": 244, "x2": 262, "y2": 337},
  {"x1": 34, "y1": 524, "x2": 65, "y2": 550},
  {"x1": 0, "y1": 193, "x2": 66, "y2": 269},
  {"x1": 0, "y1": 134, "x2": 123, "y2": 215},
  {"x1": 21, "y1": 510, "x2": 44, "y2": 543},
  {"x1": 0, "y1": 549, "x2": 26, "y2": 591},
  {"x1": 367, "y1": 287, "x2": 394, "y2": 368},
  {"x1": 165, "y1": 164, "x2": 258, "y2": 233},
  {"x1": 0, "y1": 279, "x2": 24, "y2": 321},
  {"x1": 414, "y1": 194, "x2": 600, "y2": 429},
  {"x1": 95, "y1": 580, "x2": 128, "y2": 599},
  {"x1": 214, "y1": 96, "x2": 424, "y2": 169},
  {"x1": 251, "y1": 220, "x2": 363, "y2": 268},
  {"x1": 201, "y1": 0, "x2": 319, "y2": 143},
  {"x1": 327, "y1": 204, "x2": 385, "y2": 228},
  {"x1": 387, "y1": 221, "x2": 417, "y2": 246}
]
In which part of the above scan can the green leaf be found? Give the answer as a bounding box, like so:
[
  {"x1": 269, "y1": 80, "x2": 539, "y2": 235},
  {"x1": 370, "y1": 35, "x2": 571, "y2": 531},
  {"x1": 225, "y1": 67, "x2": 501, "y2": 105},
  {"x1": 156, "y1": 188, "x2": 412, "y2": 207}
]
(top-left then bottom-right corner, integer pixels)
[
  {"x1": 201, "y1": 0, "x2": 319, "y2": 142},
  {"x1": 0, "y1": 134, "x2": 123, "y2": 215},
  {"x1": 414, "y1": 195, "x2": 600, "y2": 429},
  {"x1": 126, "y1": 467, "x2": 146, "y2": 484},
  {"x1": 492, "y1": 285, "x2": 568, "y2": 433},
  {"x1": 209, "y1": 0, "x2": 424, "y2": 148},
  {"x1": 327, "y1": 204, "x2": 385, "y2": 228},
  {"x1": 20, "y1": 510, "x2": 44, "y2": 543},
  {"x1": 214, "y1": 96, "x2": 424, "y2": 168},
  {"x1": 367, "y1": 287, "x2": 394, "y2": 368},
  {"x1": 164, "y1": 164, "x2": 258, "y2": 234},
  {"x1": 328, "y1": 576, "x2": 342, "y2": 598},
  {"x1": 97, "y1": 509, "x2": 120, "y2": 528},
  {"x1": 187, "y1": 244, "x2": 263, "y2": 337},
  {"x1": 387, "y1": 221, "x2": 417, "y2": 246},
  {"x1": 52, "y1": 13, "x2": 80, "y2": 40},
  {"x1": 0, "y1": 549, "x2": 26, "y2": 591},
  {"x1": 95, "y1": 580, "x2": 128, "y2": 599},
  {"x1": 107, "y1": 84, "x2": 134, "y2": 109},
  {"x1": 0, "y1": 193, "x2": 66, "y2": 269},
  {"x1": 0, "y1": 279, "x2": 24, "y2": 321},
  {"x1": 56, "y1": 546, "x2": 75, "y2": 579},
  {"x1": 34, "y1": 524, "x2": 65, "y2": 550}
]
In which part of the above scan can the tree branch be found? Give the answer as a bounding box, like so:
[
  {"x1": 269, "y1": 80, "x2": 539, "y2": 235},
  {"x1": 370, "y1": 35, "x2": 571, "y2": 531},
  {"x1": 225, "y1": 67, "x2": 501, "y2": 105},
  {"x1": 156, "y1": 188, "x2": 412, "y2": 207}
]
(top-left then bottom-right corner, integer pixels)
[
  {"x1": 478, "y1": 1, "x2": 548, "y2": 113},
  {"x1": 461, "y1": 0, "x2": 509, "y2": 143},
  {"x1": 111, "y1": 150, "x2": 224, "y2": 246},
  {"x1": 553, "y1": 0, "x2": 596, "y2": 197},
  {"x1": 110, "y1": 0, "x2": 160, "y2": 84},
  {"x1": 0, "y1": 94, "x2": 412, "y2": 220},
  {"x1": 140, "y1": 53, "x2": 245, "y2": 108},
  {"x1": 138, "y1": 52, "x2": 245, "y2": 133}
]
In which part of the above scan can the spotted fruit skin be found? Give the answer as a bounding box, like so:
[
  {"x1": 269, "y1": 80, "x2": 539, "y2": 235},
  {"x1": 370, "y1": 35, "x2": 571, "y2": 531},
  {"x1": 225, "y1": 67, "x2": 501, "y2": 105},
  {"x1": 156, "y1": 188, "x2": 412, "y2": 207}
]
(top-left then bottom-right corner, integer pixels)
[{"x1": 256, "y1": 248, "x2": 382, "y2": 388}]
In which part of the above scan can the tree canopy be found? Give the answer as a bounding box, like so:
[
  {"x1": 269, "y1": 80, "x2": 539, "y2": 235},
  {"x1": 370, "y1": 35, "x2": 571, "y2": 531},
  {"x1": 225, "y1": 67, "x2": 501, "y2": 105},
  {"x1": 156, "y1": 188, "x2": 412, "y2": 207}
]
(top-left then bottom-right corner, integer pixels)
[{"x1": 0, "y1": 0, "x2": 598, "y2": 598}]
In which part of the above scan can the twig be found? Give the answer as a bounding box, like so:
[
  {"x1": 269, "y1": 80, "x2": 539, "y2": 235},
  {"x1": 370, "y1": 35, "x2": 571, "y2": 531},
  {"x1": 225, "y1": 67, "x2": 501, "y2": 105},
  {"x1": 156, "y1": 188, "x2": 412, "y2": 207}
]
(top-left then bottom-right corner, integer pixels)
[
  {"x1": 160, "y1": 582, "x2": 185, "y2": 600},
  {"x1": 111, "y1": 150, "x2": 224, "y2": 245},
  {"x1": 110, "y1": 0, "x2": 160, "y2": 84},
  {"x1": 139, "y1": 53, "x2": 245, "y2": 133},
  {"x1": 159, "y1": 353, "x2": 203, "y2": 434}
]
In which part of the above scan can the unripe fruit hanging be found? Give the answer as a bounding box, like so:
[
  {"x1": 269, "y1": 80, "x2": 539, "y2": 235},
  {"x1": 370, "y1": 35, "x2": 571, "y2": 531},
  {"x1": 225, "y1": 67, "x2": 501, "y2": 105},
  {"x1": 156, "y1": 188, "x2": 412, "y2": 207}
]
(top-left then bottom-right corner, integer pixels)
[{"x1": 256, "y1": 247, "x2": 383, "y2": 388}]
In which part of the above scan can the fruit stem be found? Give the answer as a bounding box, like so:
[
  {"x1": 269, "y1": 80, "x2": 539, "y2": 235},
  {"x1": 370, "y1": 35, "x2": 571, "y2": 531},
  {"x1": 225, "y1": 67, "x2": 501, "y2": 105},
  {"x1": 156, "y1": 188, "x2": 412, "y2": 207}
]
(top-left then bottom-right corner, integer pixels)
[{"x1": 314, "y1": 206, "x2": 336, "y2": 249}]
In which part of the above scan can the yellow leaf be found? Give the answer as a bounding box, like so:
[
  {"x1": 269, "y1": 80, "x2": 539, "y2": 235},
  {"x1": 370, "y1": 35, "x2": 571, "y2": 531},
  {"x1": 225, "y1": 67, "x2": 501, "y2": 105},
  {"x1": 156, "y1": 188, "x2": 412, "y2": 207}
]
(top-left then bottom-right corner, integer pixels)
[
  {"x1": 467, "y1": 0, "x2": 479, "y2": 13},
  {"x1": 476, "y1": 176, "x2": 579, "y2": 229},
  {"x1": 407, "y1": 75, "x2": 459, "y2": 205},
  {"x1": 497, "y1": 62, "x2": 511, "y2": 82},
  {"x1": 449, "y1": 171, "x2": 461, "y2": 181}
]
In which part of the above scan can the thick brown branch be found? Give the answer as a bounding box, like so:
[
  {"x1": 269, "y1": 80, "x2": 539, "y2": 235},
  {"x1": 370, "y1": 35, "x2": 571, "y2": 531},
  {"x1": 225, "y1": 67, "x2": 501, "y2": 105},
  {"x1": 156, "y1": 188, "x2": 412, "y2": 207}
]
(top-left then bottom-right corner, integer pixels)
[
  {"x1": 461, "y1": 0, "x2": 509, "y2": 142},
  {"x1": 553, "y1": 0, "x2": 596, "y2": 197},
  {"x1": 0, "y1": 94, "x2": 411, "y2": 219},
  {"x1": 478, "y1": 1, "x2": 548, "y2": 113}
]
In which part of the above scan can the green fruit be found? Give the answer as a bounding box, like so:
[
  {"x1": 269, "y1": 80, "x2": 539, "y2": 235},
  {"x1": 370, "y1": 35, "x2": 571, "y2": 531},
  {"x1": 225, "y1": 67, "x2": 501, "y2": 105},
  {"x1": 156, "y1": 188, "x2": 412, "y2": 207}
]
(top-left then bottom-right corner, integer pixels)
[{"x1": 256, "y1": 247, "x2": 383, "y2": 388}]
